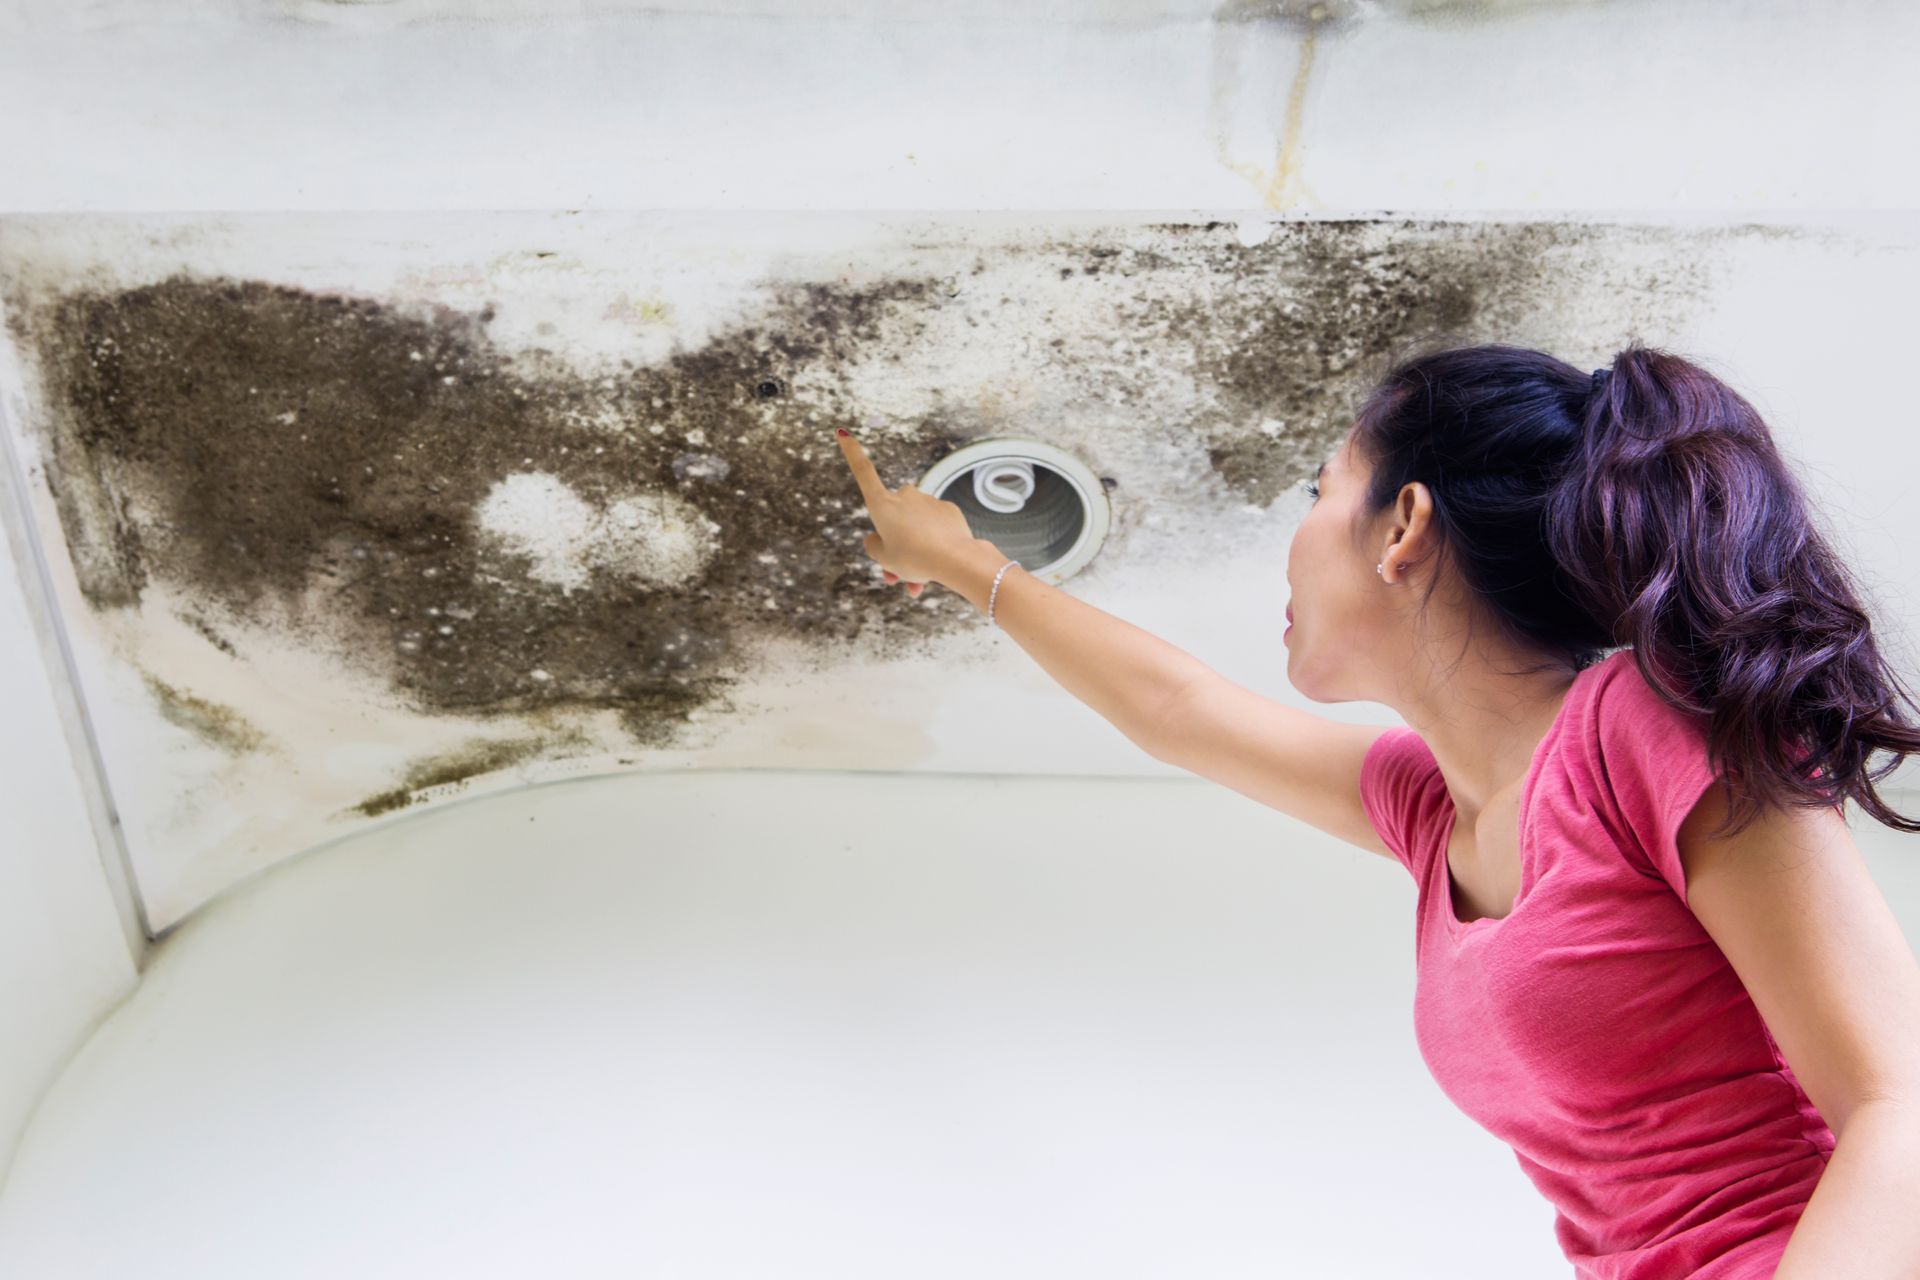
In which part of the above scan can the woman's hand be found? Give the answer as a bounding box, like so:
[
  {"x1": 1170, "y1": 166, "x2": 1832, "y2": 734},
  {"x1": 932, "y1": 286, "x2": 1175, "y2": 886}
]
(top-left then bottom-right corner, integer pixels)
[{"x1": 835, "y1": 426, "x2": 978, "y2": 598}]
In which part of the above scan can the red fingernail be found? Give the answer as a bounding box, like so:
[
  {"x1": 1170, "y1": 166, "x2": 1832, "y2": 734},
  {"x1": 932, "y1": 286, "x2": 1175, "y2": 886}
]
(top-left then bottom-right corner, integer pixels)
[{"x1": 836, "y1": 428, "x2": 849, "y2": 437}]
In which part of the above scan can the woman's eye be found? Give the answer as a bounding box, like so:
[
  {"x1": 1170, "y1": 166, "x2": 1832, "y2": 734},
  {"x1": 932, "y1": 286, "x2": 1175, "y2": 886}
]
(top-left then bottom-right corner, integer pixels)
[{"x1": 1303, "y1": 481, "x2": 1320, "y2": 500}]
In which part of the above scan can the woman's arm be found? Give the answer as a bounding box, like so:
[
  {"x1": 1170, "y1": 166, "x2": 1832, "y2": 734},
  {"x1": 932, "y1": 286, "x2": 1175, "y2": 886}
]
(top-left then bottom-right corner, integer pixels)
[
  {"x1": 1773, "y1": 1097, "x2": 1920, "y2": 1279},
  {"x1": 938, "y1": 538, "x2": 1212, "y2": 756}
]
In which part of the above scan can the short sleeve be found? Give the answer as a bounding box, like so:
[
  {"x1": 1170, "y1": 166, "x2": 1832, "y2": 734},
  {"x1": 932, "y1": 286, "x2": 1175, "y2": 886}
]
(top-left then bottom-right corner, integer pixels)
[
  {"x1": 1592, "y1": 660, "x2": 1722, "y2": 907},
  {"x1": 1359, "y1": 725, "x2": 1448, "y2": 878}
]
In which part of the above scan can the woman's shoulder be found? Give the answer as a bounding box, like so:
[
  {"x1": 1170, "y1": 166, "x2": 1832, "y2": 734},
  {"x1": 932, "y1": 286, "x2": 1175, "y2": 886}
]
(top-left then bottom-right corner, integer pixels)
[
  {"x1": 1577, "y1": 648, "x2": 1722, "y2": 898},
  {"x1": 1583, "y1": 648, "x2": 1711, "y2": 745},
  {"x1": 1360, "y1": 724, "x2": 1449, "y2": 875}
]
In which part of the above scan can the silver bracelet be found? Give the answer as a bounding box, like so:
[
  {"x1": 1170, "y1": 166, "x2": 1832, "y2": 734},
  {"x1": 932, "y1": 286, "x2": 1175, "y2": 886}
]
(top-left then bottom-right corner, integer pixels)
[{"x1": 987, "y1": 558, "x2": 1019, "y2": 628}]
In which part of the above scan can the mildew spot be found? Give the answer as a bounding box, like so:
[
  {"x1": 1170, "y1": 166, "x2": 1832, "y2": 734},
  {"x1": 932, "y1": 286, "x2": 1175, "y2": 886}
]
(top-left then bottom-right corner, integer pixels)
[
  {"x1": 348, "y1": 729, "x2": 591, "y2": 817},
  {"x1": 140, "y1": 672, "x2": 268, "y2": 755},
  {"x1": 178, "y1": 608, "x2": 240, "y2": 658},
  {"x1": 1, "y1": 216, "x2": 1785, "y2": 786}
]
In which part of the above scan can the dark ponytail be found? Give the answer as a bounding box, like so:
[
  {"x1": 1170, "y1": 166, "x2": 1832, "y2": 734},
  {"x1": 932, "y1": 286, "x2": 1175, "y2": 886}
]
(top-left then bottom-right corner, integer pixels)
[{"x1": 1349, "y1": 338, "x2": 1920, "y2": 839}]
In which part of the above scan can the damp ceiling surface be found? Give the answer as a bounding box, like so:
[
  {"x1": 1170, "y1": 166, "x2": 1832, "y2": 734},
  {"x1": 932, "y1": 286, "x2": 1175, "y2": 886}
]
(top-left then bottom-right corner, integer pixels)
[{"x1": 0, "y1": 211, "x2": 1830, "y2": 928}]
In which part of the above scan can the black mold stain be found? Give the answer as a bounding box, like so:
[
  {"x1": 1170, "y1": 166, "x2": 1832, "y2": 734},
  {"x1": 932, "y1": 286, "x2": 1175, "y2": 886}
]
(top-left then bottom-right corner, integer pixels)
[
  {"x1": 141, "y1": 672, "x2": 268, "y2": 755},
  {"x1": 1, "y1": 217, "x2": 1787, "y2": 791},
  {"x1": 1130, "y1": 218, "x2": 1798, "y2": 495},
  {"x1": 180, "y1": 609, "x2": 240, "y2": 658},
  {"x1": 9, "y1": 269, "x2": 955, "y2": 765}
]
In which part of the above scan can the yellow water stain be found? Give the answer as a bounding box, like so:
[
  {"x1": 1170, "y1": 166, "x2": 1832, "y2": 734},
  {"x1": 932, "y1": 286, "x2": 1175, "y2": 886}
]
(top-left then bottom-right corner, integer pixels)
[
  {"x1": 1211, "y1": 5, "x2": 1331, "y2": 212},
  {"x1": 604, "y1": 294, "x2": 675, "y2": 325}
]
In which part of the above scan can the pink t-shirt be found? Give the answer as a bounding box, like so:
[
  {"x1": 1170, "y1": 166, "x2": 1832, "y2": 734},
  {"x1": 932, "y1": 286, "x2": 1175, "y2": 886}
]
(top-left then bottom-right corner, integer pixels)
[{"x1": 1359, "y1": 648, "x2": 1834, "y2": 1279}]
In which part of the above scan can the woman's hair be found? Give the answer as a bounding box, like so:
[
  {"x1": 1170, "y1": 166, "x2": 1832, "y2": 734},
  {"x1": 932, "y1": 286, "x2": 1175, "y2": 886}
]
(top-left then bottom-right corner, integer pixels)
[{"x1": 1346, "y1": 337, "x2": 1920, "y2": 838}]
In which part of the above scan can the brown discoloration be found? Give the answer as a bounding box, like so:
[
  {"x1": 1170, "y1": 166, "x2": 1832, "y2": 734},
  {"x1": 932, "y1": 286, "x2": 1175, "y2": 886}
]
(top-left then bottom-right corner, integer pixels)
[
  {"x1": 1, "y1": 217, "x2": 1778, "y2": 782},
  {"x1": 348, "y1": 728, "x2": 592, "y2": 817},
  {"x1": 140, "y1": 671, "x2": 269, "y2": 755}
]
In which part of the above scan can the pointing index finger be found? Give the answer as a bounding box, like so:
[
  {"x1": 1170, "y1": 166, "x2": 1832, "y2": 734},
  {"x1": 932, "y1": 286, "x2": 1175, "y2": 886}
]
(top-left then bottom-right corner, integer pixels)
[{"x1": 836, "y1": 428, "x2": 891, "y2": 508}]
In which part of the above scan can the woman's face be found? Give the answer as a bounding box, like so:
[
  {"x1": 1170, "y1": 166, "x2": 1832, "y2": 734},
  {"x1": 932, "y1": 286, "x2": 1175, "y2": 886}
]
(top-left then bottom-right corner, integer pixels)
[{"x1": 1284, "y1": 432, "x2": 1420, "y2": 703}]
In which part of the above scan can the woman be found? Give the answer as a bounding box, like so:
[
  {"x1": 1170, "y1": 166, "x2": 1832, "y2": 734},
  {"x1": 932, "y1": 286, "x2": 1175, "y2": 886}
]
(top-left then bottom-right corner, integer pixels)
[{"x1": 836, "y1": 340, "x2": 1920, "y2": 1279}]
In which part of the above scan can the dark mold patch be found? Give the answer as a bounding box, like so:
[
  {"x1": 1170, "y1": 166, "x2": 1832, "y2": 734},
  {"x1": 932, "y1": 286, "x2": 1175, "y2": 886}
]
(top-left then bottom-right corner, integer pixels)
[
  {"x1": 141, "y1": 672, "x2": 268, "y2": 755},
  {"x1": 0, "y1": 216, "x2": 1776, "y2": 773},
  {"x1": 1128, "y1": 217, "x2": 1797, "y2": 496},
  {"x1": 179, "y1": 609, "x2": 240, "y2": 659},
  {"x1": 9, "y1": 269, "x2": 953, "y2": 751}
]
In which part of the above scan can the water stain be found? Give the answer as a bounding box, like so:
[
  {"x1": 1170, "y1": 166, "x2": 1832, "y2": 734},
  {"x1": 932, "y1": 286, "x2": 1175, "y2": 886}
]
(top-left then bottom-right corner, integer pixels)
[
  {"x1": 1211, "y1": 0, "x2": 1364, "y2": 211},
  {"x1": 1207, "y1": 0, "x2": 1621, "y2": 210},
  {"x1": 1, "y1": 216, "x2": 1785, "y2": 798}
]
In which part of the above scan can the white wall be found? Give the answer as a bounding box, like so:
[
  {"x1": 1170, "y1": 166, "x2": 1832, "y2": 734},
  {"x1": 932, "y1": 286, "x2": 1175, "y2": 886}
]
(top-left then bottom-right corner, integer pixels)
[
  {"x1": 1, "y1": 0, "x2": 1916, "y2": 1262},
  {"x1": 1, "y1": 0, "x2": 1915, "y2": 213},
  {"x1": 0, "y1": 475, "x2": 140, "y2": 1196},
  {"x1": 1, "y1": 765, "x2": 1912, "y2": 1279}
]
